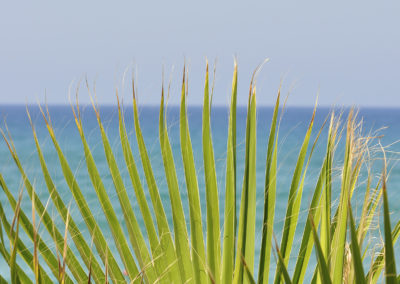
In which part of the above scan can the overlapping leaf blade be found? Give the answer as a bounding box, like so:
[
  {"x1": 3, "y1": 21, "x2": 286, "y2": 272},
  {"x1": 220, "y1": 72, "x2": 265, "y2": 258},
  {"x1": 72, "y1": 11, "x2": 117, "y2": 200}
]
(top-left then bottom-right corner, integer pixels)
[
  {"x1": 159, "y1": 81, "x2": 193, "y2": 282},
  {"x1": 221, "y1": 63, "x2": 238, "y2": 284},
  {"x1": 1, "y1": 126, "x2": 89, "y2": 283},
  {"x1": 72, "y1": 106, "x2": 146, "y2": 282},
  {"x1": 234, "y1": 83, "x2": 257, "y2": 284},
  {"x1": 258, "y1": 91, "x2": 279, "y2": 284},
  {"x1": 382, "y1": 165, "x2": 397, "y2": 284},
  {"x1": 180, "y1": 68, "x2": 207, "y2": 283},
  {"x1": 330, "y1": 110, "x2": 354, "y2": 284},
  {"x1": 41, "y1": 108, "x2": 126, "y2": 282},
  {"x1": 202, "y1": 62, "x2": 221, "y2": 282},
  {"x1": 120, "y1": 92, "x2": 179, "y2": 283},
  {"x1": 348, "y1": 201, "x2": 366, "y2": 284},
  {"x1": 27, "y1": 114, "x2": 106, "y2": 283},
  {"x1": 274, "y1": 104, "x2": 316, "y2": 284},
  {"x1": 309, "y1": 215, "x2": 332, "y2": 284}
]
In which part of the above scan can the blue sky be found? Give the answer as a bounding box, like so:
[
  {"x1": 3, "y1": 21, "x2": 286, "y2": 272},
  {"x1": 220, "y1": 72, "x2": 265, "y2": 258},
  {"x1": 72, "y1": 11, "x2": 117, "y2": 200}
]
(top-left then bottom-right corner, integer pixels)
[{"x1": 0, "y1": 1, "x2": 399, "y2": 106}]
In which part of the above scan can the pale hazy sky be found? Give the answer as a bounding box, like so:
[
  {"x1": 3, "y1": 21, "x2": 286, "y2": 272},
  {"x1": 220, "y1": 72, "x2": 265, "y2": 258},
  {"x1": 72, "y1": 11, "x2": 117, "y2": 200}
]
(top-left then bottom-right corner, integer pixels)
[{"x1": 1, "y1": 1, "x2": 399, "y2": 106}]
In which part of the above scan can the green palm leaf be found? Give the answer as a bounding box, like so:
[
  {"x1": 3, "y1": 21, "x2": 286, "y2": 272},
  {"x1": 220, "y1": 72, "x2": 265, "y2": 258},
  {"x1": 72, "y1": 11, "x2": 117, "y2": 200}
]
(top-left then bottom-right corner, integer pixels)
[
  {"x1": 40, "y1": 106, "x2": 126, "y2": 282},
  {"x1": 159, "y1": 80, "x2": 193, "y2": 282},
  {"x1": 72, "y1": 104, "x2": 147, "y2": 281},
  {"x1": 258, "y1": 90, "x2": 279, "y2": 284},
  {"x1": 180, "y1": 67, "x2": 207, "y2": 283},
  {"x1": 274, "y1": 103, "x2": 316, "y2": 284},
  {"x1": 234, "y1": 81, "x2": 257, "y2": 284},
  {"x1": 202, "y1": 62, "x2": 221, "y2": 282},
  {"x1": 348, "y1": 201, "x2": 366, "y2": 284},
  {"x1": 0, "y1": 62, "x2": 398, "y2": 284},
  {"x1": 309, "y1": 215, "x2": 332, "y2": 284},
  {"x1": 382, "y1": 159, "x2": 397, "y2": 284},
  {"x1": 221, "y1": 62, "x2": 238, "y2": 284},
  {"x1": 120, "y1": 90, "x2": 178, "y2": 282}
]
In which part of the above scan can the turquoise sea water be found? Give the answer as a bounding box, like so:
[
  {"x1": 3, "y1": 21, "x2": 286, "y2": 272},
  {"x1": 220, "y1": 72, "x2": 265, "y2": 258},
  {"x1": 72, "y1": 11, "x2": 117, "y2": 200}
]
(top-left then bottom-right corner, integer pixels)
[{"x1": 1, "y1": 105, "x2": 399, "y2": 281}]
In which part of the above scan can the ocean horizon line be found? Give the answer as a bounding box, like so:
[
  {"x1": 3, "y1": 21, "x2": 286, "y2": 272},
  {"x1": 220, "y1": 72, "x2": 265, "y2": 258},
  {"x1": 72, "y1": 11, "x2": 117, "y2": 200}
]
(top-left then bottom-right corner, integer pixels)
[{"x1": 1, "y1": 103, "x2": 400, "y2": 110}]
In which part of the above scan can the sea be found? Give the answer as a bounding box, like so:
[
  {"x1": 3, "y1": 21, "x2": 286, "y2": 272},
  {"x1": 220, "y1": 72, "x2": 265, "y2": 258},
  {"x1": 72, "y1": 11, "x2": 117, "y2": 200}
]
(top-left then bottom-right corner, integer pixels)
[{"x1": 0, "y1": 105, "x2": 399, "y2": 281}]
